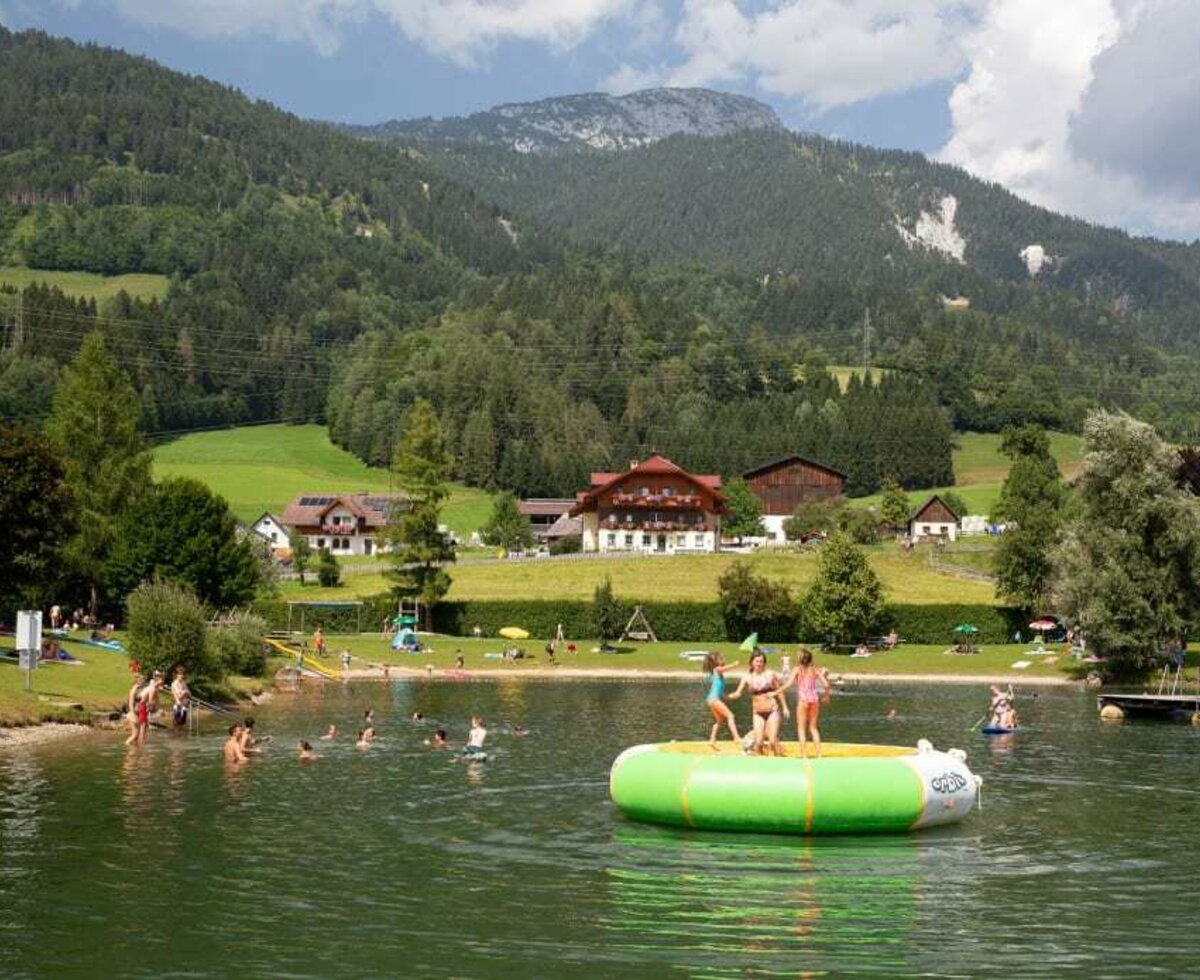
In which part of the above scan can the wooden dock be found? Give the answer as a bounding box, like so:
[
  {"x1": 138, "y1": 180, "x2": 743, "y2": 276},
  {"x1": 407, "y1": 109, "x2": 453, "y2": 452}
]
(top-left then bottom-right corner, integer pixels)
[{"x1": 1097, "y1": 692, "x2": 1200, "y2": 720}]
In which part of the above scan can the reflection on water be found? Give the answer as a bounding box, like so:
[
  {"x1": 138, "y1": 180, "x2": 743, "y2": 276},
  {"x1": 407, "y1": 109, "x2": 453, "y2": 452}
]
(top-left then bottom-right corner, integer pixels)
[{"x1": 2, "y1": 681, "x2": 1200, "y2": 977}]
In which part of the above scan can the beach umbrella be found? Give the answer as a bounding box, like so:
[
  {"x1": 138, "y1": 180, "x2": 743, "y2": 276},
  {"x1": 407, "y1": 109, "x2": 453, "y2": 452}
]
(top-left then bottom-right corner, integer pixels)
[
  {"x1": 739, "y1": 632, "x2": 759, "y2": 652},
  {"x1": 953, "y1": 624, "x2": 979, "y2": 635},
  {"x1": 499, "y1": 626, "x2": 529, "y2": 641},
  {"x1": 1029, "y1": 618, "x2": 1057, "y2": 632}
]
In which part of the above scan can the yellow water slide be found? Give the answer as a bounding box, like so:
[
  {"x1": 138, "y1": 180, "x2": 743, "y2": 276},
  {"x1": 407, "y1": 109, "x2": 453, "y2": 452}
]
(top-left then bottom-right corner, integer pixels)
[{"x1": 262, "y1": 637, "x2": 340, "y2": 679}]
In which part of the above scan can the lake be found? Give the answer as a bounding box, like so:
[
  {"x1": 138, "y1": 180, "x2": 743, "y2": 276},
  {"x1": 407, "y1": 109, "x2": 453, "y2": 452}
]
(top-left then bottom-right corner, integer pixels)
[{"x1": 2, "y1": 679, "x2": 1199, "y2": 978}]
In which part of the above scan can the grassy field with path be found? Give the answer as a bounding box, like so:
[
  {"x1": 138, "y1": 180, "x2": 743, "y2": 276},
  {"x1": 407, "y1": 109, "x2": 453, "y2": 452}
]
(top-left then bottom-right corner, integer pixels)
[
  {"x1": 0, "y1": 265, "x2": 170, "y2": 302},
  {"x1": 152, "y1": 423, "x2": 494, "y2": 537},
  {"x1": 281, "y1": 543, "x2": 999, "y2": 603}
]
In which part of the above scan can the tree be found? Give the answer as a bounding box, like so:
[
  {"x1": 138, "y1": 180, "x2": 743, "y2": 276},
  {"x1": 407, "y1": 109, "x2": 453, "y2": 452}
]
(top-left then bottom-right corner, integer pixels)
[
  {"x1": 878, "y1": 477, "x2": 909, "y2": 533},
  {"x1": 591, "y1": 575, "x2": 624, "y2": 644},
  {"x1": 288, "y1": 530, "x2": 311, "y2": 585},
  {"x1": 991, "y1": 424, "x2": 1065, "y2": 610},
  {"x1": 316, "y1": 548, "x2": 341, "y2": 588},
  {"x1": 782, "y1": 498, "x2": 841, "y2": 541},
  {"x1": 1054, "y1": 411, "x2": 1200, "y2": 679},
  {"x1": 717, "y1": 561, "x2": 796, "y2": 641},
  {"x1": 0, "y1": 424, "x2": 75, "y2": 610},
  {"x1": 723, "y1": 478, "x2": 764, "y2": 540},
  {"x1": 385, "y1": 399, "x2": 456, "y2": 629},
  {"x1": 45, "y1": 331, "x2": 151, "y2": 616},
  {"x1": 940, "y1": 491, "x2": 969, "y2": 521},
  {"x1": 801, "y1": 533, "x2": 885, "y2": 645},
  {"x1": 108, "y1": 477, "x2": 260, "y2": 609},
  {"x1": 125, "y1": 578, "x2": 219, "y2": 688},
  {"x1": 480, "y1": 492, "x2": 534, "y2": 551}
]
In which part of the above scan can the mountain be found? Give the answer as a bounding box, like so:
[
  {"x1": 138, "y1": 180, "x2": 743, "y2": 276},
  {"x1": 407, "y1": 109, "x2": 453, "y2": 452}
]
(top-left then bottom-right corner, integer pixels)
[
  {"x1": 396, "y1": 126, "x2": 1200, "y2": 351},
  {"x1": 350, "y1": 88, "x2": 782, "y2": 153}
]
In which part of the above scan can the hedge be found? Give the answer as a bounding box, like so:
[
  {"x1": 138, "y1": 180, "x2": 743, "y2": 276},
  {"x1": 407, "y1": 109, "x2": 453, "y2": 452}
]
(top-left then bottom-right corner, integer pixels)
[{"x1": 254, "y1": 595, "x2": 1024, "y2": 646}]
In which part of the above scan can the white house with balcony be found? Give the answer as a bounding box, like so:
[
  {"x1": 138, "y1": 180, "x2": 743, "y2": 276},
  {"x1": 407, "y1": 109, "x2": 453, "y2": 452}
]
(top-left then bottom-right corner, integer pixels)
[
  {"x1": 570, "y1": 455, "x2": 726, "y2": 554},
  {"x1": 280, "y1": 493, "x2": 408, "y2": 557}
]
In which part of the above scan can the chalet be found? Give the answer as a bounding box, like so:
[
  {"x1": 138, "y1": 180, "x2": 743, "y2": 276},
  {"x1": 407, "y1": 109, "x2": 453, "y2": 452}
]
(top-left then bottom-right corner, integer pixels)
[
  {"x1": 908, "y1": 495, "x2": 960, "y2": 542},
  {"x1": 250, "y1": 513, "x2": 288, "y2": 556},
  {"x1": 743, "y1": 455, "x2": 846, "y2": 542},
  {"x1": 570, "y1": 455, "x2": 726, "y2": 554},
  {"x1": 280, "y1": 492, "x2": 408, "y2": 557},
  {"x1": 518, "y1": 498, "x2": 576, "y2": 541}
]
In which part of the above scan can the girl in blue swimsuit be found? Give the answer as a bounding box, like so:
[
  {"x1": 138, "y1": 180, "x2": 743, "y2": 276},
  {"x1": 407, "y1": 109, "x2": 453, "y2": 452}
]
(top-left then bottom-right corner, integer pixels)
[{"x1": 703, "y1": 653, "x2": 741, "y2": 748}]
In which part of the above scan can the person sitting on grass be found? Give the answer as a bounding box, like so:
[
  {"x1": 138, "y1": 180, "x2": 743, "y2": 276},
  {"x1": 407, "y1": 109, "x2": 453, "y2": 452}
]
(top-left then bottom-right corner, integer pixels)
[{"x1": 702, "y1": 652, "x2": 740, "y2": 749}]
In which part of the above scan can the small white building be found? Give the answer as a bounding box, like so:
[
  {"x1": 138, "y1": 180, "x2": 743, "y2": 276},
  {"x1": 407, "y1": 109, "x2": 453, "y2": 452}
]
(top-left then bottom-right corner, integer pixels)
[
  {"x1": 280, "y1": 493, "x2": 408, "y2": 557},
  {"x1": 907, "y1": 495, "x2": 960, "y2": 542},
  {"x1": 250, "y1": 513, "x2": 288, "y2": 555}
]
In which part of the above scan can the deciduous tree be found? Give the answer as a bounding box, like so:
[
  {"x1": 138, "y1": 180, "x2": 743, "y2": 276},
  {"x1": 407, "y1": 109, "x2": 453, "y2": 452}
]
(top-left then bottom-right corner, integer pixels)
[
  {"x1": 722, "y1": 478, "x2": 764, "y2": 540},
  {"x1": 480, "y1": 492, "x2": 533, "y2": 551},
  {"x1": 801, "y1": 533, "x2": 885, "y2": 645}
]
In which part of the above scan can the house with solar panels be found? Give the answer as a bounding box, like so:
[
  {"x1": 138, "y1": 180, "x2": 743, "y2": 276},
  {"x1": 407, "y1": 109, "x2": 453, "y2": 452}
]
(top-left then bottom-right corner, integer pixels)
[{"x1": 280, "y1": 492, "x2": 409, "y2": 556}]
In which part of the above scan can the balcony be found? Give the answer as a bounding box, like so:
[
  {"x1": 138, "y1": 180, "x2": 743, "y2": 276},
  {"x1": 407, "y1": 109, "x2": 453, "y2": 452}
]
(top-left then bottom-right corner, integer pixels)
[
  {"x1": 321, "y1": 523, "x2": 358, "y2": 535},
  {"x1": 601, "y1": 518, "x2": 708, "y2": 533},
  {"x1": 607, "y1": 493, "x2": 702, "y2": 509}
]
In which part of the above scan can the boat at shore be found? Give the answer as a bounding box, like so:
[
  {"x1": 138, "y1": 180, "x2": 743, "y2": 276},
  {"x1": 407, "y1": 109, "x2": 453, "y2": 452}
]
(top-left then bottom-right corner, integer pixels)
[{"x1": 610, "y1": 740, "x2": 980, "y2": 835}]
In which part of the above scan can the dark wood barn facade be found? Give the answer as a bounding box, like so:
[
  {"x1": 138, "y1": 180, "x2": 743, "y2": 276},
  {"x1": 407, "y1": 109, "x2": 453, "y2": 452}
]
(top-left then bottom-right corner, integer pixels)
[{"x1": 743, "y1": 456, "x2": 846, "y2": 515}]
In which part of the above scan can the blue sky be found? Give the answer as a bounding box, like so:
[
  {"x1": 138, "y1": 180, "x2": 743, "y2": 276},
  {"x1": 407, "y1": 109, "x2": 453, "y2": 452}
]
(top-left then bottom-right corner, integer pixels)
[{"x1": 3, "y1": 1, "x2": 1198, "y2": 238}]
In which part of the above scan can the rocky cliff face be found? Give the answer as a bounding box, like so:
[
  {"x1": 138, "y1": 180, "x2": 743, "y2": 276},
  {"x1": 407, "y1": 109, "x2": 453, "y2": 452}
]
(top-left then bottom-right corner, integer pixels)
[{"x1": 355, "y1": 88, "x2": 783, "y2": 153}]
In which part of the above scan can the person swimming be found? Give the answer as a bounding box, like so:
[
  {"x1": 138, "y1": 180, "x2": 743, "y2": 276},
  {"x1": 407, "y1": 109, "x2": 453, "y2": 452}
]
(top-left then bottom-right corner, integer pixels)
[
  {"x1": 425, "y1": 728, "x2": 449, "y2": 748},
  {"x1": 462, "y1": 715, "x2": 487, "y2": 758},
  {"x1": 412, "y1": 712, "x2": 424, "y2": 723},
  {"x1": 298, "y1": 740, "x2": 319, "y2": 761},
  {"x1": 355, "y1": 728, "x2": 370, "y2": 749},
  {"x1": 702, "y1": 652, "x2": 741, "y2": 748},
  {"x1": 223, "y1": 725, "x2": 247, "y2": 764},
  {"x1": 320, "y1": 724, "x2": 337, "y2": 740}
]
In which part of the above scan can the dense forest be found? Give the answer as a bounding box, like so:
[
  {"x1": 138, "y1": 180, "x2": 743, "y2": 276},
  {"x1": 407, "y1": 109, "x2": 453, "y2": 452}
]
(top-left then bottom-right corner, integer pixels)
[{"x1": 1, "y1": 27, "x2": 1198, "y2": 502}]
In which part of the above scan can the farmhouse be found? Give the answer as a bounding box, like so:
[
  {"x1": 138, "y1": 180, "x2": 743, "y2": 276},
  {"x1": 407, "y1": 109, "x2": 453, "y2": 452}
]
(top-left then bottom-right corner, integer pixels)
[
  {"x1": 743, "y1": 455, "x2": 846, "y2": 542},
  {"x1": 250, "y1": 512, "x2": 288, "y2": 555},
  {"x1": 570, "y1": 455, "x2": 726, "y2": 554},
  {"x1": 908, "y1": 494, "x2": 960, "y2": 542},
  {"x1": 518, "y1": 498, "x2": 576, "y2": 541},
  {"x1": 280, "y1": 492, "x2": 407, "y2": 557}
]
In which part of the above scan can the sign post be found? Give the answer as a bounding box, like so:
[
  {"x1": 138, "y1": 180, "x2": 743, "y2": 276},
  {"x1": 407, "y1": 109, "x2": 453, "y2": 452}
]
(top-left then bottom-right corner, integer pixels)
[{"x1": 16, "y1": 610, "x2": 41, "y2": 693}]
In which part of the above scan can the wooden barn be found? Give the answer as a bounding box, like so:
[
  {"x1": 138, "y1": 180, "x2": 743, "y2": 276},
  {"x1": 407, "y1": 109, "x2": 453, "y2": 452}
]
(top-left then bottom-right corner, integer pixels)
[
  {"x1": 742, "y1": 455, "x2": 846, "y2": 542},
  {"x1": 907, "y1": 495, "x2": 960, "y2": 542}
]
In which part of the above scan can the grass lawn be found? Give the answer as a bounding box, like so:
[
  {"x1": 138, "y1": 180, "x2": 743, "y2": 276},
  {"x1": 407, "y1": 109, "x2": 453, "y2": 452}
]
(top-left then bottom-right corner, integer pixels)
[
  {"x1": 280, "y1": 544, "x2": 1000, "y2": 604},
  {"x1": 0, "y1": 638, "x2": 135, "y2": 725},
  {"x1": 0, "y1": 265, "x2": 170, "y2": 302},
  {"x1": 849, "y1": 430, "x2": 1085, "y2": 516},
  {"x1": 153, "y1": 423, "x2": 494, "y2": 537},
  {"x1": 278, "y1": 633, "x2": 1088, "y2": 682}
]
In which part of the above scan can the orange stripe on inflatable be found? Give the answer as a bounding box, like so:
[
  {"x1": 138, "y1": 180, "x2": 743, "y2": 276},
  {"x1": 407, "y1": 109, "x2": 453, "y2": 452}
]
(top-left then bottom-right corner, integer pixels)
[{"x1": 803, "y1": 757, "x2": 815, "y2": 834}]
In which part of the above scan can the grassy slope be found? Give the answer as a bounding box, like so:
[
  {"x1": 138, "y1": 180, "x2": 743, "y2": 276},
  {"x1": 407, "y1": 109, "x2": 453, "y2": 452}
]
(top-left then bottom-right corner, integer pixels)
[
  {"x1": 0, "y1": 639, "x2": 132, "y2": 724},
  {"x1": 281, "y1": 544, "x2": 999, "y2": 603},
  {"x1": 0, "y1": 265, "x2": 170, "y2": 302},
  {"x1": 152, "y1": 424, "x2": 493, "y2": 537},
  {"x1": 849, "y1": 430, "x2": 1085, "y2": 516}
]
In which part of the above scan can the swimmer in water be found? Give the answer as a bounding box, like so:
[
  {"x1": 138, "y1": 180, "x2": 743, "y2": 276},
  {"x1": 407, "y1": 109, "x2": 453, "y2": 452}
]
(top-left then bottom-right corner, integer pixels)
[
  {"x1": 223, "y1": 725, "x2": 247, "y2": 764},
  {"x1": 463, "y1": 715, "x2": 487, "y2": 758},
  {"x1": 702, "y1": 652, "x2": 740, "y2": 748},
  {"x1": 412, "y1": 712, "x2": 424, "y2": 723},
  {"x1": 298, "y1": 740, "x2": 319, "y2": 761},
  {"x1": 425, "y1": 728, "x2": 449, "y2": 748},
  {"x1": 320, "y1": 724, "x2": 337, "y2": 740},
  {"x1": 363, "y1": 708, "x2": 375, "y2": 727},
  {"x1": 355, "y1": 729, "x2": 370, "y2": 749}
]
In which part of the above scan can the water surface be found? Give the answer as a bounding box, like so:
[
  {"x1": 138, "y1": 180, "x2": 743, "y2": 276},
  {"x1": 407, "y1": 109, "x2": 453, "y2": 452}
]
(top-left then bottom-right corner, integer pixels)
[{"x1": 2, "y1": 680, "x2": 1198, "y2": 977}]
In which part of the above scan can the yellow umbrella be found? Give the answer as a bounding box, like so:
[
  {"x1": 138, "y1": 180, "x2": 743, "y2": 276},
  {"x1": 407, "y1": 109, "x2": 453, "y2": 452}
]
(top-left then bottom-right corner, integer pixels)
[{"x1": 499, "y1": 626, "x2": 529, "y2": 641}]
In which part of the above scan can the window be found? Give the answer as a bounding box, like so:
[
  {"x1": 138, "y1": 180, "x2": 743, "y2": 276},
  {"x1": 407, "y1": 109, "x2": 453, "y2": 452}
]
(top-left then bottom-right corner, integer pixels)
[
  {"x1": 676, "y1": 534, "x2": 686, "y2": 547},
  {"x1": 641, "y1": 534, "x2": 650, "y2": 547},
  {"x1": 606, "y1": 533, "x2": 616, "y2": 547},
  {"x1": 316, "y1": 538, "x2": 326, "y2": 549},
  {"x1": 640, "y1": 486, "x2": 650, "y2": 496},
  {"x1": 623, "y1": 533, "x2": 633, "y2": 547},
  {"x1": 625, "y1": 513, "x2": 633, "y2": 523},
  {"x1": 269, "y1": 532, "x2": 277, "y2": 542},
  {"x1": 663, "y1": 487, "x2": 674, "y2": 497},
  {"x1": 694, "y1": 533, "x2": 705, "y2": 548}
]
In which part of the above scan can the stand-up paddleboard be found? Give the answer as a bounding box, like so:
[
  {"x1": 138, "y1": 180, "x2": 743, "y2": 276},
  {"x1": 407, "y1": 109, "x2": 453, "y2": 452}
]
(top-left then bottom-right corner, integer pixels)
[{"x1": 610, "y1": 740, "x2": 979, "y2": 835}]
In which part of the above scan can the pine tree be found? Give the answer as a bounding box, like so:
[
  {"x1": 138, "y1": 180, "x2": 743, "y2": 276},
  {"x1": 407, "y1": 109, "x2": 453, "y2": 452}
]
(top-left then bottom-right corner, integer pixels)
[
  {"x1": 878, "y1": 477, "x2": 910, "y2": 533},
  {"x1": 385, "y1": 399, "x2": 455, "y2": 628},
  {"x1": 480, "y1": 492, "x2": 533, "y2": 551},
  {"x1": 45, "y1": 331, "x2": 151, "y2": 616}
]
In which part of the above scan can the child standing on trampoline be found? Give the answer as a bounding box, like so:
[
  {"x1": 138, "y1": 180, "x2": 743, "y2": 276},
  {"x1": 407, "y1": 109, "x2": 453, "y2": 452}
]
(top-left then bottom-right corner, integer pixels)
[
  {"x1": 702, "y1": 652, "x2": 740, "y2": 748},
  {"x1": 787, "y1": 649, "x2": 830, "y2": 758}
]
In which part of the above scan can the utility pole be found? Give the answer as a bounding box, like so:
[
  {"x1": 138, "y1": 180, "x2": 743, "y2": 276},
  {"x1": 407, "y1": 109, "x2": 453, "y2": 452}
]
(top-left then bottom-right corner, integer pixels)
[{"x1": 861, "y1": 307, "x2": 872, "y2": 374}]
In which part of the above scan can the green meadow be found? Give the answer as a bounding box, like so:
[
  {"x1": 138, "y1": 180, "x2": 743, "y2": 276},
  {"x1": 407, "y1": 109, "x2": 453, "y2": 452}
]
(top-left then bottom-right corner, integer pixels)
[{"x1": 0, "y1": 265, "x2": 170, "y2": 302}]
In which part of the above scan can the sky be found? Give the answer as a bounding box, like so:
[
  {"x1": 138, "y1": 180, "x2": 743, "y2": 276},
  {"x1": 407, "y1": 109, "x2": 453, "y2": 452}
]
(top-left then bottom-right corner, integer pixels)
[{"x1": 3, "y1": 0, "x2": 1199, "y2": 240}]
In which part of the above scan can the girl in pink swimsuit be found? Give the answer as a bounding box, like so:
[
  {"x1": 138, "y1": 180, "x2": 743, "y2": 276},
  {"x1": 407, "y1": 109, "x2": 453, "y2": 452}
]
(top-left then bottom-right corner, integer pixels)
[
  {"x1": 727, "y1": 650, "x2": 789, "y2": 755},
  {"x1": 788, "y1": 649, "x2": 830, "y2": 758}
]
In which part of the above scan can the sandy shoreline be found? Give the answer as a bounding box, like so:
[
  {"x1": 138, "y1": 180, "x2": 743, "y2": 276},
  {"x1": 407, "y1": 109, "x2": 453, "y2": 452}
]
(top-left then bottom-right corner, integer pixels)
[{"x1": 0, "y1": 722, "x2": 95, "y2": 748}]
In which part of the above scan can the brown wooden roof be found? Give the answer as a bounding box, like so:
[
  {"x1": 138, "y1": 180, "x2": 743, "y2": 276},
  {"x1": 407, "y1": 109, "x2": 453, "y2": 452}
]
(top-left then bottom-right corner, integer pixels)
[
  {"x1": 743, "y1": 454, "x2": 847, "y2": 481},
  {"x1": 908, "y1": 494, "x2": 960, "y2": 524}
]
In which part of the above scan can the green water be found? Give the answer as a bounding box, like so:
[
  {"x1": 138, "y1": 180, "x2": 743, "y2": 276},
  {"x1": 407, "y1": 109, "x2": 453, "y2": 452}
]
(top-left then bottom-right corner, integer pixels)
[{"x1": 3, "y1": 680, "x2": 1199, "y2": 978}]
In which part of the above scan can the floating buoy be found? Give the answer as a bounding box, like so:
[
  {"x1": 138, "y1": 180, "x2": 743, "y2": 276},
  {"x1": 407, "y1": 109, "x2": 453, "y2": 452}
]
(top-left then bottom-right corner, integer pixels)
[{"x1": 1100, "y1": 704, "x2": 1124, "y2": 721}]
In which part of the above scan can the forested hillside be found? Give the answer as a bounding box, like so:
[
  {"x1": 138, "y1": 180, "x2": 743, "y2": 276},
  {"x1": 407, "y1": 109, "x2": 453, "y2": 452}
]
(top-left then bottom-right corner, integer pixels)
[{"x1": 2, "y1": 27, "x2": 1198, "y2": 505}]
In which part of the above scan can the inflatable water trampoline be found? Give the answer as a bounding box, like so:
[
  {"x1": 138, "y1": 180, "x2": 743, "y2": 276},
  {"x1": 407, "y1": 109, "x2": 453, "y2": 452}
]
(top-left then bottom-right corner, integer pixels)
[{"x1": 610, "y1": 740, "x2": 980, "y2": 835}]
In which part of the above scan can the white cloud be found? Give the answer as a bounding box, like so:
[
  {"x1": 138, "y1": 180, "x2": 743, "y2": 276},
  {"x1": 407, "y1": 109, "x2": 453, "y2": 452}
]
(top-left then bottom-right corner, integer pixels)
[
  {"x1": 666, "y1": 0, "x2": 980, "y2": 109},
  {"x1": 599, "y1": 62, "x2": 668, "y2": 95},
  {"x1": 937, "y1": 0, "x2": 1200, "y2": 237}
]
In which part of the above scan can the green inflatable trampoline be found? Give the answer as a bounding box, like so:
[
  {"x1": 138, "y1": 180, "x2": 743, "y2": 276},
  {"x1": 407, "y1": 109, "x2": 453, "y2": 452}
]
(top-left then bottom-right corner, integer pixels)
[{"x1": 609, "y1": 741, "x2": 980, "y2": 835}]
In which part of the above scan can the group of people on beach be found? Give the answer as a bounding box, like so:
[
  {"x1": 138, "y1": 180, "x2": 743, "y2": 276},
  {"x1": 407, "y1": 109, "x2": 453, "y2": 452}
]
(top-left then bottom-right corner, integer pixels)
[
  {"x1": 703, "y1": 649, "x2": 833, "y2": 757},
  {"x1": 124, "y1": 665, "x2": 191, "y2": 746}
]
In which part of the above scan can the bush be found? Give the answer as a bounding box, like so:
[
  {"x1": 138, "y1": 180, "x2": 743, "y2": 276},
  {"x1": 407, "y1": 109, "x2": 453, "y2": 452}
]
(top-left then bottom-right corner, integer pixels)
[
  {"x1": 316, "y1": 549, "x2": 341, "y2": 588},
  {"x1": 591, "y1": 576, "x2": 624, "y2": 643},
  {"x1": 717, "y1": 561, "x2": 799, "y2": 642},
  {"x1": 125, "y1": 578, "x2": 220, "y2": 687},
  {"x1": 882, "y1": 604, "x2": 1025, "y2": 645},
  {"x1": 207, "y1": 610, "x2": 269, "y2": 676},
  {"x1": 837, "y1": 508, "x2": 880, "y2": 545},
  {"x1": 549, "y1": 535, "x2": 582, "y2": 556}
]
